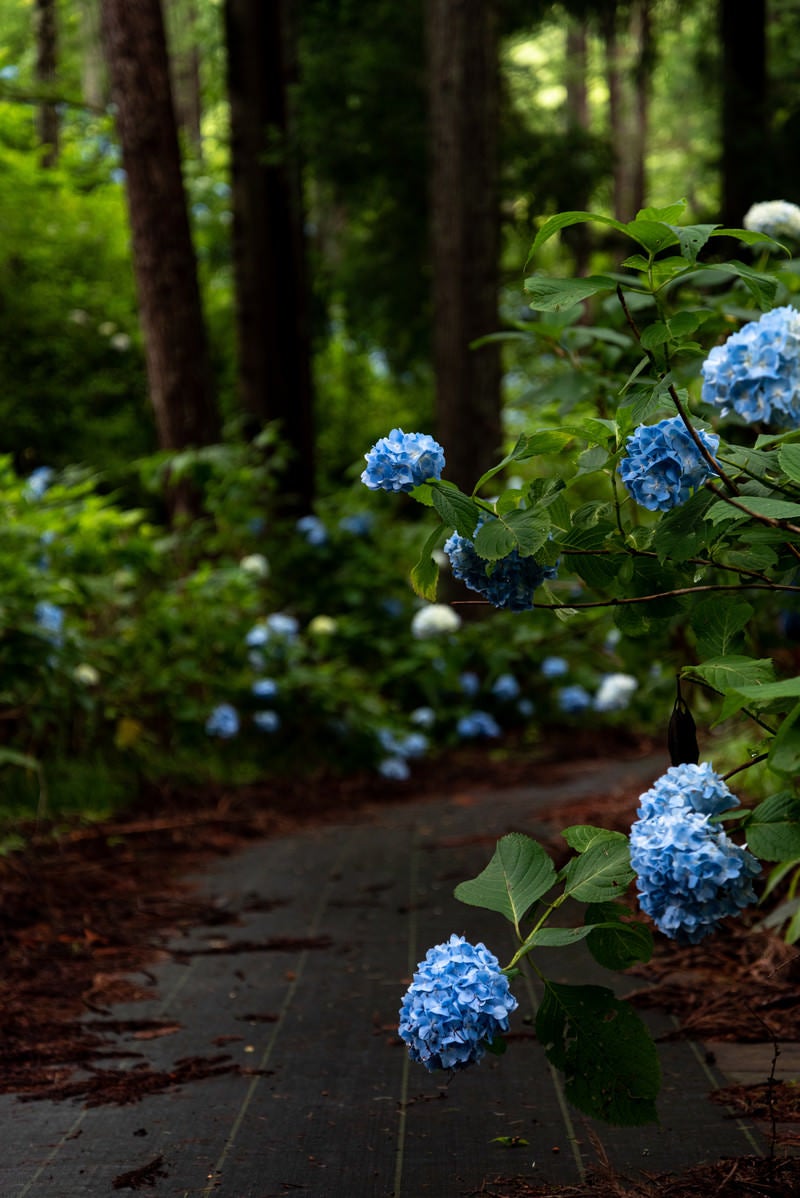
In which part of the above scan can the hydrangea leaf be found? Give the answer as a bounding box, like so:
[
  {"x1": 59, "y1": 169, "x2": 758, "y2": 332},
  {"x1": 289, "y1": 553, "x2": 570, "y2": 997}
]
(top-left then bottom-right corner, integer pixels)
[
  {"x1": 524, "y1": 275, "x2": 616, "y2": 313},
  {"x1": 690, "y1": 597, "x2": 753, "y2": 659},
  {"x1": 562, "y1": 825, "x2": 626, "y2": 854},
  {"x1": 707, "y1": 496, "x2": 800, "y2": 525},
  {"x1": 535, "y1": 981, "x2": 660, "y2": 1125},
  {"x1": 410, "y1": 525, "x2": 445, "y2": 601},
  {"x1": 686, "y1": 656, "x2": 775, "y2": 706},
  {"x1": 526, "y1": 925, "x2": 596, "y2": 948},
  {"x1": 454, "y1": 832, "x2": 557, "y2": 929},
  {"x1": 562, "y1": 837, "x2": 635, "y2": 903},
  {"x1": 778, "y1": 443, "x2": 800, "y2": 484},
  {"x1": 528, "y1": 210, "x2": 627, "y2": 259},
  {"x1": 428, "y1": 480, "x2": 483, "y2": 538},
  {"x1": 711, "y1": 262, "x2": 778, "y2": 311},
  {"x1": 767, "y1": 703, "x2": 800, "y2": 776},
  {"x1": 745, "y1": 791, "x2": 800, "y2": 860},
  {"x1": 471, "y1": 430, "x2": 574, "y2": 495},
  {"x1": 667, "y1": 223, "x2": 719, "y2": 262},
  {"x1": 584, "y1": 902, "x2": 654, "y2": 970}
]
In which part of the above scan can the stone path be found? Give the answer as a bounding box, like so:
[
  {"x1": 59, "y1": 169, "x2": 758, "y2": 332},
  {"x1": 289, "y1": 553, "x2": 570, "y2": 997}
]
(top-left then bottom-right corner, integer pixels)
[{"x1": 1, "y1": 754, "x2": 793, "y2": 1197}]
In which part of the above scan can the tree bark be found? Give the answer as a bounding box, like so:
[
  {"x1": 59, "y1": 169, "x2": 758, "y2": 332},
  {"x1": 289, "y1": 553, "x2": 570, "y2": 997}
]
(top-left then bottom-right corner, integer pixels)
[
  {"x1": 78, "y1": 0, "x2": 107, "y2": 110},
  {"x1": 35, "y1": 0, "x2": 59, "y2": 167},
  {"x1": 719, "y1": 0, "x2": 768, "y2": 226},
  {"x1": 224, "y1": 0, "x2": 315, "y2": 511},
  {"x1": 165, "y1": 0, "x2": 203, "y2": 151},
  {"x1": 100, "y1": 0, "x2": 220, "y2": 452},
  {"x1": 426, "y1": 0, "x2": 502, "y2": 495}
]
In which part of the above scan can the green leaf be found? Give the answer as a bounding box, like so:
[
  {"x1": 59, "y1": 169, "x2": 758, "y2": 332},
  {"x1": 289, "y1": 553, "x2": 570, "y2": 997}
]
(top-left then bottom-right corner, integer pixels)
[
  {"x1": 576, "y1": 444, "x2": 610, "y2": 474},
  {"x1": 778, "y1": 443, "x2": 800, "y2": 484},
  {"x1": 687, "y1": 655, "x2": 775, "y2": 697},
  {"x1": 562, "y1": 837, "x2": 635, "y2": 903},
  {"x1": 712, "y1": 262, "x2": 778, "y2": 310},
  {"x1": 624, "y1": 219, "x2": 680, "y2": 254},
  {"x1": 528, "y1": 210, "x2": 627, "y2": 259},
  {"x1": 635, "y1": 201, "x2": 687, "y2": 223},
  {"x1": 691, "y1": 597, "x2": 753, "y2": 659},
  {"x1": 639, "y1": 320, "x2": 670, "y2": 349},
  {"x1": 525, "y1": 275, "x2": 616, "y2": 313},
  {"x1": 471, "y1": 430, "x2": 574, "y2": 494},
  {"x1": 584, "y1": 902, "x2": 654, "y2": 970},
  {"x1": 767, "y1": 702, "x2": 800, "y2": 775},
  {"x1": 535, "y1": 981, "x2": 660, "y2": 1125},
  {"x1": 473, "y1": 507, "x2": 551, "y2": 561},
  {"x1": 746, "y1": 792, "x2": 800, "y2": 861},
  {"x1": 428, "y1": 480, "x2": 483, "y2": 538},
  {"x1": 562, "y1": 825, "x2": 626, "y2": 854},
  {"x1": 454, "y1": 833, "x2": 557, "y2": 928},
  {"x1": 410, "y1": 524, "x2": 445, "y2": 601},
  {"x1": 527, "y1": 926, "x2": 596, "y2": 948},
  {"x1": 667, "y1": 223, "x2": 719, "y2": 262}
]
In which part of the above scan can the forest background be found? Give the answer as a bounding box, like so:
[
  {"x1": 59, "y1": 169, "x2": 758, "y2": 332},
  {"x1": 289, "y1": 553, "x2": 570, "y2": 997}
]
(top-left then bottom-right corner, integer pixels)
[{"x1": 0, "y1": 0, "x2": 797, "y2": 826}]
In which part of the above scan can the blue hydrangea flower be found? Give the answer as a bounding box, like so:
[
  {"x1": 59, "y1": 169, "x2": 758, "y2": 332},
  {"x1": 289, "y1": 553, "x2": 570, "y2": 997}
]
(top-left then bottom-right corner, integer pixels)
[
  {"x1": 205, "y1": 703, "x2": 240, "y2": 739},
  {"x1": 35, "y1": 600, "x2": 64, "y2": 644},
  {"x1": 378, "y1": 756, "x2": 410, "y2": 781},
  {"x1": 398, "y1": 935, "x2": 518, "y2": 1072},
  {"x1": 252, "y1": 678, "x2": 278, "y2": 700},
  {"x1": 378, "y1": 729, "x2": 429, "y2": 759},
  {"x1": 444, "y1": 522, "x2": 558, "y2": 613},
  {"x1": 541, "y1": 655, "x2": 568, "y2": 679},
  {"x1": 296, "y1": 514, "x2": 328, "y2": 546},
  {"x1": 618, "y1": 417, "x2": 720, "y2": 512},
  {"x1": 246, "y1": 613, "x2": 299, "y2": 647},
  {"x1": 630, "y1": 808, "x2": 760, "y2": 944},
  {"x1": 491, "y1": 673, "x2": 520, "y2": 700},
  {"x1": 253, "y1": 709, "x2": 280, "y2": 733},
  {"x1": 557, "y1": 684, "x2": 592, "y2": 714},
  {"x1": 517, "y1": 697, "x2": 535, "y2": 718},
  {"x1": 338, "y1": 512, "x2": 374, "y2": 536},
  {"x1": 459, "y1": 670, "x2": 481, "y2": 697},
  {"x1": 636, "y1": 762, "x2": 738, "y2": 821},
  {"x1": 457, "y1": 711, "x2": 501, "y2": 739},
  {"x1": 701, "y1": 305, "x2": 800, "y2": 427},
  {"x1": 361, "y1": 428, "x2": 445, "y2": 493},
  {"x1": 24, "y1": 466, "x2": 54, "y2": 500}
]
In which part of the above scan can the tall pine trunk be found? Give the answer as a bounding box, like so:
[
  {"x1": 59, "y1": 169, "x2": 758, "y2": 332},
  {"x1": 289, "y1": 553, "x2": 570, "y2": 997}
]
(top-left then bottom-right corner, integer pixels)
[
  {"x1": 426, "y1": 0, "x2": 502, "y2": 495},
  {"x1": 224, "y1": 0, "x2": 314, "y2": 511},
  {"x1": 100, "y1": 0, "x2": 220, "y2": 452}
]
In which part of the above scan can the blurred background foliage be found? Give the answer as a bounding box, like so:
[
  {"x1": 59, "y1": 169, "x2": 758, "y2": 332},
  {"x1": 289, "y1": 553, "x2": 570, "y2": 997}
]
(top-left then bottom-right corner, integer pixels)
[{"x1": 0, "y1": 0, "x2": 796, "y2": 824}]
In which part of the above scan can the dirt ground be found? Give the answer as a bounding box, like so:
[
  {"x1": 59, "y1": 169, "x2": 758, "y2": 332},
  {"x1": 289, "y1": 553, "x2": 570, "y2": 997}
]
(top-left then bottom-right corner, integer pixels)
[{"x1": 1, "y1": 729, "x2": 798, "y2": 1195}]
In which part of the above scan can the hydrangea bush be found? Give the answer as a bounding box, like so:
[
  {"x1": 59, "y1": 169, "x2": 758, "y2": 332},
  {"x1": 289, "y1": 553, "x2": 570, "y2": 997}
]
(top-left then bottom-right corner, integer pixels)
[{"x1": 363, "y1": 199, "x2": 800, "y2": 1127}]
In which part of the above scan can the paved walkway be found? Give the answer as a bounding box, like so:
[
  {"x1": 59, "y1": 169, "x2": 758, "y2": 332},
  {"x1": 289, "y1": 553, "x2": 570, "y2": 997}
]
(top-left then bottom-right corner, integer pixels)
[{"x1": 0, "y1": 754, "x2": 793, "y2": 1197}]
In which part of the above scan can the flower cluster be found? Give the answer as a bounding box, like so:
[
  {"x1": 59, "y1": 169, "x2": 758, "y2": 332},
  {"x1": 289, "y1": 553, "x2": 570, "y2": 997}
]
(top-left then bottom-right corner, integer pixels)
[
  {"x1": 630, "y1": 763, "x2": 760, "y2": 944},
  {"x1": 457, "y1": 710, "x2": 501, "y2": 739},
  {"x1": 398, "y1": 935, "x2": 518, "y2": 1071},
  {"x1": 701, "y1": 305, "x2": 800, "y2": 427},
  {"x1": 410, "y1": 603, "x2": 462, "y2": 639},
  {"x1": 618, "y1": 417, "x2": 720, "y2": 512},
  {"x1": 361, "y1": 428, "x2": 445, "y2": 493},
  {"x1": 444, "y1": 522, "x2": 558, "y2": 612},
  {"x1": 743, "y1": 200, "x2": 800, "y2": 242},
  {"x1": 594, "y1": 672, "x2": 638, "y2": 713},
  {"x1": 205, "y1": 702, "x2": 240, "y2": 739},
  {"x1": 376, "y1": 727, "x2": 429, "y2": 780}
]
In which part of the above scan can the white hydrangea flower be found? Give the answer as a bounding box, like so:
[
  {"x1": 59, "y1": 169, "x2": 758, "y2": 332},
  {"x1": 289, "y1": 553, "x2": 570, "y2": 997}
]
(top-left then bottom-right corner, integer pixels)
[
  {"x1": 240, "y1": 553, "x2": 270, "y2": 578},
  {"x1": 73, "y1": 663, "x2": 100, "y2": 687},
  {"x1": 594, "y1": 672, "x2": 638, "y2": 712},
  {"x1": 308, "y1": 615, "x2": 337, "y2": 636},
  {"x1": 410, "y1": 603, "x2": 461, "y2": 638},
  {"x1": 743, "y1": 200, "x2": 800, "y2": 241}
]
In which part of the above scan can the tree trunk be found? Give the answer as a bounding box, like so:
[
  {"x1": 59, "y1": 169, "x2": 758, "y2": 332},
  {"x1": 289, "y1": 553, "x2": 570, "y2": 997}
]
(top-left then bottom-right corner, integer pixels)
[
  {"x1": 224, "y1": 0, "x2": 315, "y2": 511},
  {"x1": 78, "y1": 0, "x2": 107, "y2": 110},
  {"x1": 100, "y1": 0, "x2": 220, "y2": 452},
  {"x1": 563, "y1": 18, "x2": 591, "y2": 274},
  {"x1": 719, "y1": 0, "x2": 768, "y2": 227},
  {"x1": 426, "y1": 0, "x2": 502, "y2": 496},
  {"x1": 165, "y1": 0, "x2": 203, "y2": 151},
  {"x1": 629, "y1": 0, "x2": 653, "y2": 217},
  {"x1": 35, "y1": 0, "x2": 59, "y2": 167}
]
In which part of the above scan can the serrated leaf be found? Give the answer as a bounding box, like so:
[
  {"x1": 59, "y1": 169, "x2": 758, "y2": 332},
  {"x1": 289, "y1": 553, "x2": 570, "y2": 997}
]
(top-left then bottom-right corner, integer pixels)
[
  {"x1": 624, "y1": 219, "x2": 680, "y2": 254},
  {"x1": 562, "y1": 825, "x2": 626, "y2": 854},
  {"x1": 767, "y1": 702, "x2": 800, "y2": 775},
  {"x1": 687, "y1": 655, "x2": 775, "y2": 697},
  {"x1": 562, "y1": 837, "x2": 635, "y2": 903},
  {"x1": 525, "y1": 275, "x2": 616, "y2": 313},
  {"x1": 428, "y1": 480, "x2": 483, "y2": 538},
  {"x1": 746, "y1": 791, "x2": 800, "y2": 861},
  {"x1": 586, "y1": 918, "x2": 654, "y2": 971},
  {"x1": 527, "y1": 926, "x2": 596, "y2": 948},
  {"x1": 639, "y1": 320, "x2": 670, "y2": 349},
  {"x1": 471, "y1": 430, "x2": 574, "y2": 494},
  {"x1": 691, "y1": 597, "x2": 753, "y2": 659},
  {"x1": 635, "y1": 201, "x2": 687, "y2": 223},
  {"x1": 779, "y1": 443, "x2": 800, "y2": 484},
  {"x1": 454, "y1": 833, "x2": 557, "y2": 929},
  {"x1": 535, "y1": 982, "x2": 660, "y2": 1125}
]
